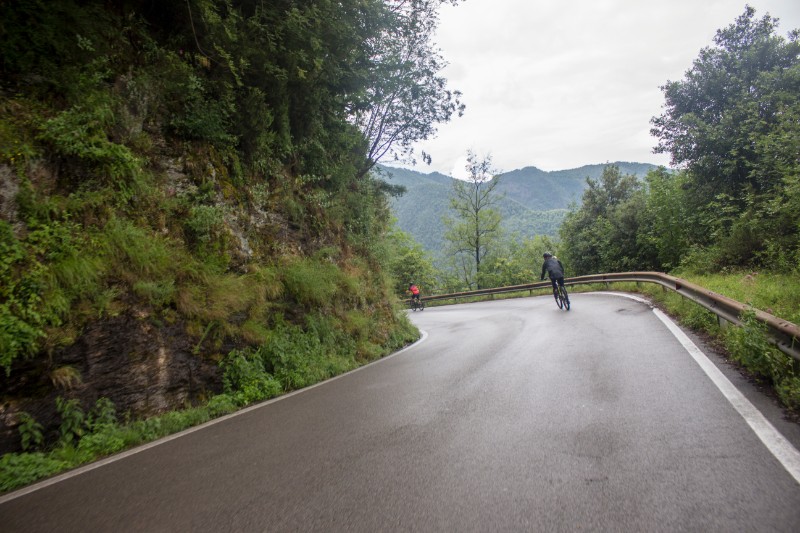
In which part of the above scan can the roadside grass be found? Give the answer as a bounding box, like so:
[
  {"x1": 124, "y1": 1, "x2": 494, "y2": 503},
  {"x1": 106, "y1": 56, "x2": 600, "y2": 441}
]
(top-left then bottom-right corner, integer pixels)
[
  {"x1": 640, "y1": 271, "x2": 800, "y2": 412},
  {"x1": 0, "y1": 302, "x2": 418, "y2": 495},
  {"x1": 672, "y1": 271, "x2": 800, "y2": 326}
]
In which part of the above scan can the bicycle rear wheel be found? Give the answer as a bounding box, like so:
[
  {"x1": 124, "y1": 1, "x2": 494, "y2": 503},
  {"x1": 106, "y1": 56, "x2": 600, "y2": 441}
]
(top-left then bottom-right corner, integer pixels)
[
  {"x1": 554, "y1": 289, "x2": 563, "y2": 309},
  {"x1": 560, "y1": 286, "x2": 570, "y2": 311}
]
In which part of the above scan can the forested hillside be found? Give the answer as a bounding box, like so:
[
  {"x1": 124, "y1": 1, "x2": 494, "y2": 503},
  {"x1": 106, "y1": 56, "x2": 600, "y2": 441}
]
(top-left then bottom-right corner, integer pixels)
[
  {"x1": 0, "y1": 0, "x2": 462, "y2": 475},
  {"x1": 384, "y1": 162, "x2": 658, "y2": 254}
]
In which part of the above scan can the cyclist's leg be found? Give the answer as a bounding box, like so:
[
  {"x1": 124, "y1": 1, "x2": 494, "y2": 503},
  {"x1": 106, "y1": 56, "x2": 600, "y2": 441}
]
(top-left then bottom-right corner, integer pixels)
[{"x1": 550, "y1": 278, "x2": 558, "y2": 299}]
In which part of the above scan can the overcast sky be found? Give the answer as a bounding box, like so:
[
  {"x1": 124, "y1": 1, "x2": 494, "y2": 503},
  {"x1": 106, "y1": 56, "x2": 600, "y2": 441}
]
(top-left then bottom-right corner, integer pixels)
[{"x1": 398, "y1": 0, "x2": 800, "y2": 178}]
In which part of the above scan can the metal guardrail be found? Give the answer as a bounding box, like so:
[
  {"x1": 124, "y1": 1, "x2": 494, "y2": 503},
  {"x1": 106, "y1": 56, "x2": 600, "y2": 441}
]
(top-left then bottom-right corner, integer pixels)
[{"x1": 415, "y1": 272, "x2": 800, "y2": 361}]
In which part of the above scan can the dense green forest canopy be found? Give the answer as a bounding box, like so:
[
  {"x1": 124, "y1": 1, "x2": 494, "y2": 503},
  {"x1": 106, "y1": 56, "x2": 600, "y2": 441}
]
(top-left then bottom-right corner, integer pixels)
[{"x1": 384, "y1": 162, "x2": 657, "y2": 258}]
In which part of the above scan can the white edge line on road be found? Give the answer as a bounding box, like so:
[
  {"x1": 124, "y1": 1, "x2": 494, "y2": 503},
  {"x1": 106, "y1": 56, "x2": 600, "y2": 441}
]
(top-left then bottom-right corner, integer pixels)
[
  {"x1": 0, "y1": 329, "x2": 430, "y2": 504},
  {"x1": 594, "y1": 291, "x2": 800, "y2": 485}
]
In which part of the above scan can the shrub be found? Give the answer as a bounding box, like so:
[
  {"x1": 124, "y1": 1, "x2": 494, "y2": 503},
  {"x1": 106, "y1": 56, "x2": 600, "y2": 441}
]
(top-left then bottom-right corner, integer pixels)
[
  {"x1": 38, "y1": 96, "x2": 140, "y2": 181},
  {"x1": 17, "y1": 412, "x2": 44, "y2": 452},
  {"x1": 0, "y1": 217, "x2": 102, "y2": 336},
  {"x1": 206, "y1": 394, "x2": 237, "y2": 417},
  {"x1": 0, "y1": 453, "x2": 69, "y2": 492},
  {"x1": 56, "y1": 397, "x2": 85, "y2": 447},
  {"x1": 184, "y1": 205, "x2": 225, "y2": 247},
  {"x1": 221, "y1": 350, "x2": 283, "y2": 406},
  {"x1": 86, "y1": 397, "x2": 118, "y2": 431},
  {"x1": 77, "y1": 427, "x2": 126, "y2": 456},
  {"x1": 724, "y1": 312, "x2": 792, "y2": 383}
]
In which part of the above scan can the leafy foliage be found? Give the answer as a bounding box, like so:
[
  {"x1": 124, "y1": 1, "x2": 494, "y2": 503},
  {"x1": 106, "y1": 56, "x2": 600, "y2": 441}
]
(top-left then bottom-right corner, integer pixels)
[
  {"x1": 559, "y1": 8, "x2": 800, "y2": 276},
  {"x1": 649, "y1": 6, "x2": 800, "y2": 270},
  {"x1": 443, "y1": 152, "x2": 503, "y2": 289},
  {"x1": 385, "y1": 227, "x2": 439, "y2": 296},
  {"x1": 351, "y1": 0, "x2": 465, "y2": 172},
  {"x1": 559, "y1": 165, "x2": 653, "y2": 275},
  {"x1": 0, "y1": 453, "x2": 69, "y2": 492},
  {"x1": 17, "y1": 413, "x2": 44, "y2": 452},
  {"x1": 384, "y1": 163, "x2": 657, "y2": 258}
]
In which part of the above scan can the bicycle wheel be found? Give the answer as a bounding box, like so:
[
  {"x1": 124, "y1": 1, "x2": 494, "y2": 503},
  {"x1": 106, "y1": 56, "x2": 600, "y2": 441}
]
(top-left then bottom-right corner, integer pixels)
[
  {"x1": 560, "y1": 286, "x2": 570, "y2": 311},
  {"x1": 554, "y1": 289, "x2": 563, "y2": 309}
]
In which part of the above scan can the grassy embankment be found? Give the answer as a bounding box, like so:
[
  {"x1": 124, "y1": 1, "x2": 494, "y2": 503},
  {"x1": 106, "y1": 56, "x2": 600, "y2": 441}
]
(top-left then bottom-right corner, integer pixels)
[
  {"x1": 0, "y1": 280, "x2": 418, "y2": 494},
  {"x1": 638, "y1": 271, "x2": 800, "y2": 412}
]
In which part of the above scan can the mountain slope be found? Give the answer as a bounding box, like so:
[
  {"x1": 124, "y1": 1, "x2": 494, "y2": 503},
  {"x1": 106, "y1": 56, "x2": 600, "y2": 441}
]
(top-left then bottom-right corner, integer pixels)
[{"x1": 381, "y1": 162, "x2": 660, "y2": 255}]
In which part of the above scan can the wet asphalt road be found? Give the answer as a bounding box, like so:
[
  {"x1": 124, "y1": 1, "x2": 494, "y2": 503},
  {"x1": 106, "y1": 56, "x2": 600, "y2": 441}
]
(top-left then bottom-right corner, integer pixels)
[{"x1": 1, "y1": 293, "x2": 799, "y2": 531}]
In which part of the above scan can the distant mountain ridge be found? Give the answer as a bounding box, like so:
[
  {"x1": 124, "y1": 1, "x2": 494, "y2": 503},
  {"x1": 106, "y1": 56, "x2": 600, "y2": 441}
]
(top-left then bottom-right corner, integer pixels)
[{"x1": 379, "y1": 162, "x2": 661, "y2": 256}]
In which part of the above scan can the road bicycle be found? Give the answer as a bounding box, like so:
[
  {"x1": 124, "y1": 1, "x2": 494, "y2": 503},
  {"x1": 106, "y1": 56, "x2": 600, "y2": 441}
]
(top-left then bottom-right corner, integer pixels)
[
  {"x1": 552, "y1": 283, "x2": 570, "y2": 311},
  {"x1": 410, "y1": 297, "x2": 425, "y2": 311}
]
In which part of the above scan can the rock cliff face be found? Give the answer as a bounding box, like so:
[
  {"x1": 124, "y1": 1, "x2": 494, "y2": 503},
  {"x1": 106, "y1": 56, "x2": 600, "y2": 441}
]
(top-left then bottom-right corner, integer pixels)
[
  {"x1": 0, "y1": 308, "x2": 222, "y2": 455},
  {"x1": 0, "y1": 151, "x2": 232, "y2": 455}
]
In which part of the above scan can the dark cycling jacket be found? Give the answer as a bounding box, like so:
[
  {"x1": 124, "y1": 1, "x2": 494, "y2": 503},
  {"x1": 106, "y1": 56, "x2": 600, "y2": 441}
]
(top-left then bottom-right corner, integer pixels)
[{"x1": 541, "y1": 257, "x2": 565, "y2": 280}]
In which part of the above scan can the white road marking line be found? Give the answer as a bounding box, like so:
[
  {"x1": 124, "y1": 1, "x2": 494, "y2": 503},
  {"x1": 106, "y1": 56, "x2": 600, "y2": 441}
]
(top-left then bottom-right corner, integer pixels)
[
  {"x1": 591, "y1": 291, "x2": 800, "y2": 485},
  {"x1": 652, "y1": 307, "x2": 800, "y2": 485}
]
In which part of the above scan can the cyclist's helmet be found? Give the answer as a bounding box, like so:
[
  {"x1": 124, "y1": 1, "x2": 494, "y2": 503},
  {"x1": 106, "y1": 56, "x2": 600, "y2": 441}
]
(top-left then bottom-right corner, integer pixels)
[{"x1": 543, "y1": 252, "x2": 552, "y2": 258}]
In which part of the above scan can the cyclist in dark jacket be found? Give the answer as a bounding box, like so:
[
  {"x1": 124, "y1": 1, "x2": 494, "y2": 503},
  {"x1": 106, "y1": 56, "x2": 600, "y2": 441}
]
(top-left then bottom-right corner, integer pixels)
[{"x1": 540, "y1": 252, "x2": 566, "y2": 296}]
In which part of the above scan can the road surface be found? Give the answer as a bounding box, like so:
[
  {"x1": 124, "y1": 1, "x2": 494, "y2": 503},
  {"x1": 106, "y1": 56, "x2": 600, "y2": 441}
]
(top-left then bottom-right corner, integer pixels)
[{"x1": 1, "y1": 292, "x2": 799, "y2": 531}]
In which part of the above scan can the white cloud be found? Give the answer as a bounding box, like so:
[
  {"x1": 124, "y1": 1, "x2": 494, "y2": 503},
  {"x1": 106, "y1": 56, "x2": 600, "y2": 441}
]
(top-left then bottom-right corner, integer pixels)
[{"x1": 399, "y1": 0, "x2": 800, "y2": 175}]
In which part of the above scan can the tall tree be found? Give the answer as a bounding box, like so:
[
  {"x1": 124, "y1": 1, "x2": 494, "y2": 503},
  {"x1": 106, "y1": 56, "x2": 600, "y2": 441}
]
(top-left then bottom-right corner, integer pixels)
[
  {"x1": 650, "y1": 6, "x2": 800, "y2": 268},
  {"x1": 559, "y1": 165, "x2": 644, "y2": 275},
  {"x1": 443, "y1": 152, "x2": 503, "y2": 289},
  {"x1": 650, "y1": 5, "x2": 800, "y2": 199},
  {"x1": 349, "y1": 0, "x2": 465, "y2": 176},
  {"x1": 638, "y1": 168, "x2": 691, "y2": 271}
]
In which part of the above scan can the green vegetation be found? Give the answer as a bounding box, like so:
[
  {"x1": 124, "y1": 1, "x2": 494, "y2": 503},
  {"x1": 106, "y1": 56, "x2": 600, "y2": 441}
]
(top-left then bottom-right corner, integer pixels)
[
  {"x1": 0, "y1": 0, "x2": 458, "y2": 492},
  {"x1": 559, "y1": 8, "x2": 800, "y2": 277},
  {"x1": 443, "y1": 152, "x2": 503, "y2": 290},
  {"x1": 384, "y1": 162, "x2": 657, "y2": 256},
  {"x1": 634, "y1": 272, "x2": 800, "y2": 411}
]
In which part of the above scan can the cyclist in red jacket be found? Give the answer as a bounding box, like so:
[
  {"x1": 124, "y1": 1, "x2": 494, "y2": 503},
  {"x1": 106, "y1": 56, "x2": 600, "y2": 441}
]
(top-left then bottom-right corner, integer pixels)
[{"x1": 408, "y1": 283, "x2": 421, "y2": 304}]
